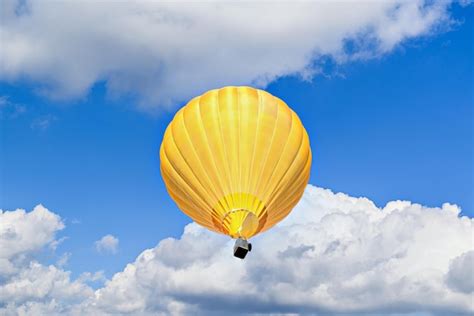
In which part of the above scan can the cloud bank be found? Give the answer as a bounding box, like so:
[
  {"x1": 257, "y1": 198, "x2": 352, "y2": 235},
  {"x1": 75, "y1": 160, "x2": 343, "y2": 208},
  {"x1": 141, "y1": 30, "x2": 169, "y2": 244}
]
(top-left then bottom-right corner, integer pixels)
[
  {"x1": 0, "y1": 0, "x2": 459, "y2": 109},
  {"x1": 1, "y1": 185, "x2": 473, "y2": 315}
]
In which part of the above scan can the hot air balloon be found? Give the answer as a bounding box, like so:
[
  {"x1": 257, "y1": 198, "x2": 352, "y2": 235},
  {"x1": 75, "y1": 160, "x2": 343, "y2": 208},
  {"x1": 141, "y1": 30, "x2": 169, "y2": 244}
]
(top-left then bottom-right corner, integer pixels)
[{"x1": 160, "y1": 86, "x2": 311, "y2": 259}]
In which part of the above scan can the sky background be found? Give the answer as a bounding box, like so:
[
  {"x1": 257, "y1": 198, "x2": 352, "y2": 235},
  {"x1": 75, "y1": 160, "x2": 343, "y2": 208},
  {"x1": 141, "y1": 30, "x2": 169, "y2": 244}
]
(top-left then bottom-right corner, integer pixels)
[{"x1": 0, "y1": 1, "x2": 473, "y2": 315}]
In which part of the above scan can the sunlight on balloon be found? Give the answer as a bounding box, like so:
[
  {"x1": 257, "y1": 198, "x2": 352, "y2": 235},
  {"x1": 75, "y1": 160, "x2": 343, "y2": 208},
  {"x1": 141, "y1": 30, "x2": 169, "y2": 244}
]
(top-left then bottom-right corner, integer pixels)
[{"x1": 160, "y1": 86, "x2": 312, "y2": 242}]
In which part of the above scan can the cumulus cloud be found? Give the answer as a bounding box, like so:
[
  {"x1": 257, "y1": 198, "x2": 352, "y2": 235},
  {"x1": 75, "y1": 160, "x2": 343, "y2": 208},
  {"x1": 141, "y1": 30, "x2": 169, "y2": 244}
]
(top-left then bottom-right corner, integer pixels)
[
  {"x1": 0, "y1": 205, "x2": 93, "y2": 316},
  {"x1": 95, "y1": 235, "x2": 119, "y2": 255},
  {"x1": 0, "y1": 0, "x2": 460, "y2": 109},
  {"x1": 0, "y1": 204, "x2": 64, "y2": 277},
  {"x1": 89, "y1": 185, "x2": 473, "y2": 315},
  {"x1": 0, "y1": 262, "x2": 92, "y2": 313},
  {"x1": 1, "y1": 187, "x2": 473, "y2": 315}
]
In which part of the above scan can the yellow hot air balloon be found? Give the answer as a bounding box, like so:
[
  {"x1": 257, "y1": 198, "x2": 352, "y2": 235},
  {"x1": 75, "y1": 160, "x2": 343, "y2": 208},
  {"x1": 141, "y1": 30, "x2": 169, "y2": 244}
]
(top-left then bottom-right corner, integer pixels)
[{"x1": 160, "y1": 86, "x2": 311, "y2": 258}]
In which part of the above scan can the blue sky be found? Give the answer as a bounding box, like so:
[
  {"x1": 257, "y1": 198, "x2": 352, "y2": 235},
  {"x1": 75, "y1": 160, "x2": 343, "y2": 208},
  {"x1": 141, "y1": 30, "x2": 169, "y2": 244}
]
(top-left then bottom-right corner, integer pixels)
[{"x1": 0, "y1": 1, "x2": 473, "y2": 315}]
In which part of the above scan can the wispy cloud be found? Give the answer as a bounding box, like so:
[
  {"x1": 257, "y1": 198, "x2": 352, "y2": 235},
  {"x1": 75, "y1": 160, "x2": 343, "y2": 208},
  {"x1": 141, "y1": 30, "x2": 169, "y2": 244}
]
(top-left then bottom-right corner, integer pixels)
[
  {"x1": 0, "y1": 95, "x2": 26, "y2": 119},
  {"x1": 78, "y1": 271, "x2": 106, "y2": 284},
  {"x1": 56, "y1": 252, "x2": 71, "y2": 268},
  {"x1": 30, "y1": 114, "x2": 57, "y2": 131},
  {"x1": 70, "y1": 218, "x2": 81, "y2": 225}
]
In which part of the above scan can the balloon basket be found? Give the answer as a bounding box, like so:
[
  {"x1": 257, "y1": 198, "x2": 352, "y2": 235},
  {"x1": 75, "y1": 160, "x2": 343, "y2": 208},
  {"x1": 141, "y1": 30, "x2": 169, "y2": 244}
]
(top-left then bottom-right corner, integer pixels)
[{"x1": 233, "y1": 238, "x2": 252, "y2": 259}]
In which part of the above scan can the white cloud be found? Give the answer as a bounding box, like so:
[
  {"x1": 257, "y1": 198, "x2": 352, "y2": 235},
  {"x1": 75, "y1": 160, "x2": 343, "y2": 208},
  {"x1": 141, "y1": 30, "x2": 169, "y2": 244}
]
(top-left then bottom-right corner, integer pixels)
[
  {"x1": 0, "y1": 0, "x2": 460, "y2": 109},
  {"x1": 88, "y1": 185, "x2": 473, "y2": 315},
  {"x1": 0, "y1": 205, "x2": 93, "y2": 316},
  {"x1": 0, "y1": 262, "x2": 92, "y2": 310},
  {"x1": 78, "y1": 271, "x2": 106, "y2": 284},
  {"x1": 446, "y1": 250, "x2": 474, "y2": 294},
  {"x1": 95, "y1": 235, "x2": 119, "y2": 255},
  {"x1": 0, "y1": 204, "x2": 64, "y2": 277},
  {"x1": 1, "y1": 187, "x2": 472, "y2": 315},
  {"x1": 56, "y1": 252, "x2": 71, "y2": 268}
]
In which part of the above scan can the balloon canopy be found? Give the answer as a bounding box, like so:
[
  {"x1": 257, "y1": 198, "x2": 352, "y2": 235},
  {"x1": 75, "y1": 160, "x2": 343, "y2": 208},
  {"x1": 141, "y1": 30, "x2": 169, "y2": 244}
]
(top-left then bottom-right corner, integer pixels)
[{"x1": 160, "y1": 86, "x2": 311, "y2": 240}]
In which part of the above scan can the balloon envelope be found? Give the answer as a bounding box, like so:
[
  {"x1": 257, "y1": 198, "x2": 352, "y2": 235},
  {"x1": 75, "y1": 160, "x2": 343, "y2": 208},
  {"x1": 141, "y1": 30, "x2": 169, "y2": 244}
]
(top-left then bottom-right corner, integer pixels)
[{"x1": 160, "y1": 86, "x2": 311, "y2": 239}]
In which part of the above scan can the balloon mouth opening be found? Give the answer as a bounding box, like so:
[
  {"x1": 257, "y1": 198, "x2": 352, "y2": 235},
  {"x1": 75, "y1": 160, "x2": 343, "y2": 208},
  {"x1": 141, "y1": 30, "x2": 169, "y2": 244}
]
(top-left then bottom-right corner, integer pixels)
[
  {"x1": 222, "y1": 209, "x2": 260, "y2": 239},
  {"x1": 212, "y1": 192, "x2": 268, "y2": 239}
]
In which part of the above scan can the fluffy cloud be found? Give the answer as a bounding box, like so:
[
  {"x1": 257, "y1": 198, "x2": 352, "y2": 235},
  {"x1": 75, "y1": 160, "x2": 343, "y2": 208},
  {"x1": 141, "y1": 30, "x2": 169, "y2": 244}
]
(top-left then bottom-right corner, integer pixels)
[
  {"x1": 0, "y1": 0, "x2": 460, "y2": 109},
  {"x1": 0, "y1": 205, "x2": 64, "y2": 277},
  {"x1": 89, "y1": 185, "x2": 473, "y2": 315},
  {"x1": 0, "y1": 205, "x2": 92, "y2": 316},
  {"x1": 0, "y1": 263, "x2": 92, "y2": 315},
  {"x1": 1, "y1": 187, "x2": 472, "y2": 315},
  {"x1": 95, "y1": 235, "x2": 119, "y2": 255}
]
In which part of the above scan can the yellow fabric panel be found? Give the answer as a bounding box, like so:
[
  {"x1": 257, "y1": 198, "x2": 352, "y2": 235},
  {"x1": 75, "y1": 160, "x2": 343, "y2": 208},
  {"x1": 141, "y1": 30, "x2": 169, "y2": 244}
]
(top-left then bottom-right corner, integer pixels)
[{"x1": 160, "y1": 86, "x2": 312, "y2": 239}]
